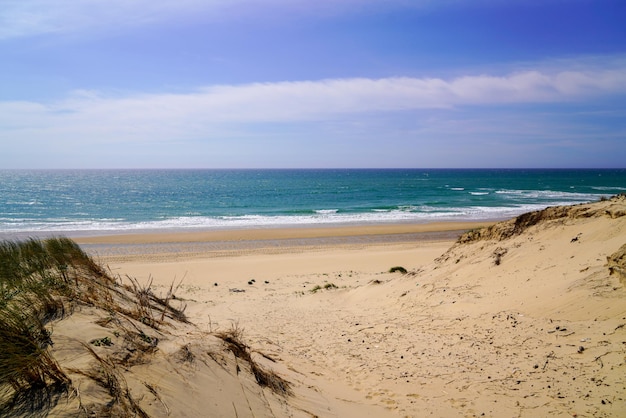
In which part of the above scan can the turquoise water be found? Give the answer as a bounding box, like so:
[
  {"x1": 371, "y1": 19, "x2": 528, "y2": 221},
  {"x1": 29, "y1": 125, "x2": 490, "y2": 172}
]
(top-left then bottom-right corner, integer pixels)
[{"x1": 1, "y1": 169, "x2": 624, "y2": 237}]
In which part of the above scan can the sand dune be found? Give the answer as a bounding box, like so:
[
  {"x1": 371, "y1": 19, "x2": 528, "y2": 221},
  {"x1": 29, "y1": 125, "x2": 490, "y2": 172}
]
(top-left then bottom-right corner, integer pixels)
[{"x1": 36, "y1": 196, "x2": 626, "y2": 416}]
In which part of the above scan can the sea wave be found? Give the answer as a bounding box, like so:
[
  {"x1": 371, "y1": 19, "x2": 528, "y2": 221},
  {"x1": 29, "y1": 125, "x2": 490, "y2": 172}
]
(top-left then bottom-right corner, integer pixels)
[
  {"x1": 5, "y1": 200, "x2": 43, "y2": 206},
  {"x1": 0, "y1": 188, "x2": 606, "y2": 236},
  {"x1": 0, "y1": 202, "x2": 589, "y2": 235},
  {"x1": 494, "y1": 189, "x2": 603, "y2": 201},
  {"x1": 1, "y1": 169, "x2": 622, "y2": 238},
  {"x1": 590, "y1": 186, "x2": 626, "y2": 191},
  {"x1": 315, "y1": 209, "x2": 339, "y2": 214}
]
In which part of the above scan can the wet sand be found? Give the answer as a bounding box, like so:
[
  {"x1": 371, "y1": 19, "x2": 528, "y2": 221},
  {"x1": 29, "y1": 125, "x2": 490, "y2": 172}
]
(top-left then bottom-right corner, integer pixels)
[{"x1": 75, "y1": 221, "x2": 491, "y2": 262}]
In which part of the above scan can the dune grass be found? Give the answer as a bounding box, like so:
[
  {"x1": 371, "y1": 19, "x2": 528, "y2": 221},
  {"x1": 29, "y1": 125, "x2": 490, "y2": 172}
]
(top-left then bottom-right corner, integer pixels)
[
  {"x1": 310, "y1": 282, "x2": 339, "y2": 293},
  {"x1": 0, "y1": 237, "x2": 188, "y2": 415},
  {"x1": 215, "y1": 325, "x2": 292, "y2": 397},
  {"x1": 388, "y1": 266, "x2": 408, "y2": 274},
  {"x1": 1, "y1": 236, "x2": 292, "y2": 416},
  {"x1": 0, "y1": 238, "x2": 93, "y2": 407}
]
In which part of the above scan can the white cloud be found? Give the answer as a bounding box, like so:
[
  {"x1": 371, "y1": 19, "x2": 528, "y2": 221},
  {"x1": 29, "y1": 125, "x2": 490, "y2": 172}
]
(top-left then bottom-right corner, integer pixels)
[
  {"x1": 71, "y1": 66, "x2": 626, "y2": 114},
  {"x1": 1, "y1": 63, "x2": 625, "y2": 149}
]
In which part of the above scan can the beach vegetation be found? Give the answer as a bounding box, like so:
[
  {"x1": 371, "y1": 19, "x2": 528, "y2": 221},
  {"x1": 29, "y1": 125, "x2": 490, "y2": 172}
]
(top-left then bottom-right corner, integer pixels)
[
  {"x1": 0, "y1": 237, "x2": 189, "y2": 415},
  {"x1": 310, "y1": 282, "x2": 338, "y2": 293},
  {"x1": 0, "y1": 237, "x2": 95, "y2": 412},
  {"x1": 69, "y1": 343, "x2": 150, "y2": 418},
  {"x1": 0, "y1": 236, "x2": 293, "y2": 415},
  {"x1": 90, "y1": 336, "x2": 113, "y2": 347},
  {"x1": 310, "y1": 285, "x2": 322, "y2": 293},
  {"x1": 215, "y1": 325, "x2": 292, "y2": 396},
  {"x1": 176, "y1": 344, "x2": 195, "y2": 364},
  {"x1": 493, "y1": 247, "x2": 508, "y2": 266}
]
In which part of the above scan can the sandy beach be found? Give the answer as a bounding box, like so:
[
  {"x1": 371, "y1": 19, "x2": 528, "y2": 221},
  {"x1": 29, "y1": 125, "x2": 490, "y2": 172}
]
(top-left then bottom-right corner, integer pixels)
[
  {"x1": 43, "y1": 198, "x2": 626, "y2": 417},
  {"x1": 71, "y1": 226, "x2": 465, "y2": 417}
]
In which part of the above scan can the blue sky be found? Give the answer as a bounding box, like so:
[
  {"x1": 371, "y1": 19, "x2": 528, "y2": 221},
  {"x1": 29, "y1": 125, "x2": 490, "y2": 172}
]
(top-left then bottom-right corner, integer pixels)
[{"x1": 1, "y1": 0, "x2": 625, "y2": 168}]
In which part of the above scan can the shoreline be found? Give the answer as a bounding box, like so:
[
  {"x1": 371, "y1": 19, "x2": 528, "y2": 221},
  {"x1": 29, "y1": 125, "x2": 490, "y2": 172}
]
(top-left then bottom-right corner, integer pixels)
[
  {"x1": 73, "y1": 221, "x2": 493, "y2": 245},
  {"x1": 73, "y1": 221, "x2": 492, "y2": 262}
]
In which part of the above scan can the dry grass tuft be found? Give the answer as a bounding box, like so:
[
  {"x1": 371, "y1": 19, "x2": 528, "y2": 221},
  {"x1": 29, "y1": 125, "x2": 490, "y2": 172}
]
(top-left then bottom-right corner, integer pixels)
[
  {"x1": 215, "y1": 325, "x2": 292, "y2": 397},
  {"x1": 71, "y1": 344, "x2": 149, "y2": 418},
  {"x1": 249, "y1": 362, "x2": 293, "y2": 397},
  {"x1": 176, "y1": 344, "x2": 195, "y2": 364},
  {"x1": 123, "y1": 275, "x2": 189, "y2": 329}
]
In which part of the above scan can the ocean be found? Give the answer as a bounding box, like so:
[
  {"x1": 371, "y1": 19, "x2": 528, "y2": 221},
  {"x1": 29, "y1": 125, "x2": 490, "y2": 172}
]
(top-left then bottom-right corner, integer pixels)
[{"x1": 1, "y1": 169, "x2": 625, "y2": 238}]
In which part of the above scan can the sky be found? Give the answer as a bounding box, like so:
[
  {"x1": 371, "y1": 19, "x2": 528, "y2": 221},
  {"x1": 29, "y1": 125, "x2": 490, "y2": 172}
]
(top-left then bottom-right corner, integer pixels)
[{"x1": 1, "y1": 0, "x2": 625, "y2": 169}]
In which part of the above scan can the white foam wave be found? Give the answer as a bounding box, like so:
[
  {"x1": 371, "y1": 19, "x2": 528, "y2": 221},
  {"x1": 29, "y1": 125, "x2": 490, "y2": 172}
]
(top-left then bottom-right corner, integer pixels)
[
  {"x1": 6, "y1": 200, "x2": 42, "y2": 206},
  {"x1": 0, "y1": 203, "x2": 580, "y2": 235},
  {"x1": 0, "y1": 191, "x2": 605, "y2": 236},
  {"x1": 591, "y1": 186, "x2": 626, "y2": 191},
  {"x1": 495, "y1": 189, "x2": 602, "y2": 200},
  {"x1": 315, "y1": 209, "x2": 338, "y2": 214}
]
